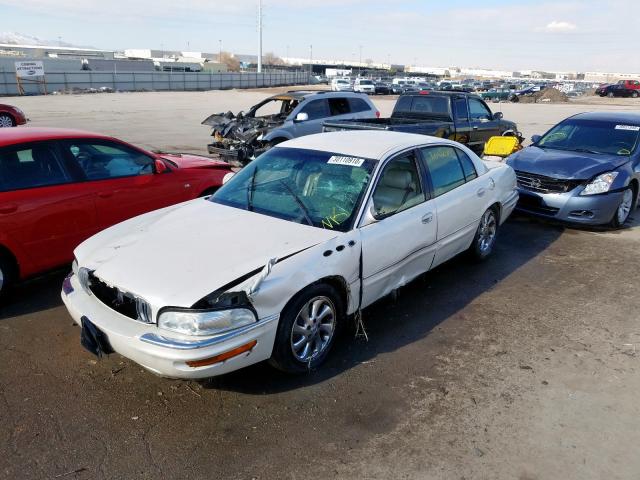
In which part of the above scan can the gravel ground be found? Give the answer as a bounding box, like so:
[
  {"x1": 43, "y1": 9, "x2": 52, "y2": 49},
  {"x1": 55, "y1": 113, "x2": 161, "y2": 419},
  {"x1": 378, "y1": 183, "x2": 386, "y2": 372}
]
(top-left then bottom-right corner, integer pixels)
[{"x1": 1, "y1": 89, "x2": 640, "y2": 480}]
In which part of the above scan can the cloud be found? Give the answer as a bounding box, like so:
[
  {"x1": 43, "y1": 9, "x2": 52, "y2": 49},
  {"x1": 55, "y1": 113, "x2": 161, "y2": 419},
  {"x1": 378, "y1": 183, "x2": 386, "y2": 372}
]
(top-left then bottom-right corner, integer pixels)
[{"x1": 544, "y1": 20, "x2": 578, "y2": 32}]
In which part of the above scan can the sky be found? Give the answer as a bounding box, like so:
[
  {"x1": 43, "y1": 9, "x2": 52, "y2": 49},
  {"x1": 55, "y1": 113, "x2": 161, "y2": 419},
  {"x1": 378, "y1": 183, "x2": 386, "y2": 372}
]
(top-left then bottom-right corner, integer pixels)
[{"x1": 1, "y1": 0, "x2": 639, "y2": 73}]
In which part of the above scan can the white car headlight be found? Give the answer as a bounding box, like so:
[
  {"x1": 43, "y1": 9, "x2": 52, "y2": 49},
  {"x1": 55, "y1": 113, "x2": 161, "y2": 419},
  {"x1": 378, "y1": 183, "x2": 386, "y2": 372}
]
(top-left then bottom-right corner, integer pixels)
[
  {"x1": 157, "y1": 308, "x2": 256, "y2": 336},
  {"x1": 222, "y1": 172, "x2": 235, "y2": 184},
  {"x1": 581, "y1": 172, "x2": 619, "y2": 195}
]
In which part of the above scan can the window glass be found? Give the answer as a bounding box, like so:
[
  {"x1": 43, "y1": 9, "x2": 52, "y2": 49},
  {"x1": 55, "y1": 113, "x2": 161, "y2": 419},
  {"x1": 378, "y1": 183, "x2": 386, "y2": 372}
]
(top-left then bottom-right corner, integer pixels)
[
  {"x1": 468, "y1": 98, "x2": 492, "y2": 120},
  {"x1": 328, "y1": 98, "x2": 351, "y2": 116},
  {"x1": 538, "y1": 119, "x2": 640, "y2": 155},
  {"x1": 455, "y1": 149, "x2": 478, "y2": 181},
  {"x1": 0, "y1": 143, "x2": 70, "y2": 192},
  {"x1": 212, "y1": 148, "x2": 375, "y2": 232},
  {"x1": 421, "y1": 146, "x2": 465, "y2": 197},
  {"x1": 453, "y1": 98, "x2": 468, "y2": 121},
  {"x1": 348, "y1": 98, "x2": 372, "y2": 113},
  {"x1": 299, "y1": 99, "x2": 328, "y2": 120},
  {"x1": 372, "y1": 153, "x2": 424, "y2": 217},
  {"x1": 62, "y1": 140, "x2": 154, "y2": 180}
]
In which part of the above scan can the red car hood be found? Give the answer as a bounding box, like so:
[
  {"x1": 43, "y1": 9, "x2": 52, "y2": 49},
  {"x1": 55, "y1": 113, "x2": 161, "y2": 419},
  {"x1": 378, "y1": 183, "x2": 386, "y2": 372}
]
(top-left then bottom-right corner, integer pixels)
[{"x1": 159, "y1": 153, "x2": 231, "y2": 170}]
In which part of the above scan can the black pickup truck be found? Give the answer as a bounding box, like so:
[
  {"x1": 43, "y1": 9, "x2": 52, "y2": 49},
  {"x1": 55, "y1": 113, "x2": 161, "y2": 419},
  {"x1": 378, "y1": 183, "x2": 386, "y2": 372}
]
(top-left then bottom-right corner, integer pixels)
[{"x1": 323, "y1": 91, "x2": 521, "y2": 155}]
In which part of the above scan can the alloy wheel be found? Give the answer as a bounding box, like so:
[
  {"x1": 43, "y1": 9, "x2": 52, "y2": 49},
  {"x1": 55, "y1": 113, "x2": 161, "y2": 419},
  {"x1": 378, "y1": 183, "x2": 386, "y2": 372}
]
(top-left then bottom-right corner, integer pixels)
[
  {"x1": 478, "y1": 210, "x2": 497, "y2": 254},
  {"x1": 290, "y1": 296, "x2": 336, "y2": 362},
  {"x1": 617, "y1": 189, "x2": 634, "y2": 224},
  {"x1": 0, "y1": 115, "x2": 14, "y2": 128}
]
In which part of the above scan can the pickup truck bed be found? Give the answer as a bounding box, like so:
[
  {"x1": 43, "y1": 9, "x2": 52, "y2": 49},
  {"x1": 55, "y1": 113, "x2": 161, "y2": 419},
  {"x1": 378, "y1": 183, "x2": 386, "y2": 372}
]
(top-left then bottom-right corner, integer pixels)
[{"x1": 323, "y1": 91, "x2": 521, "y2": 155}]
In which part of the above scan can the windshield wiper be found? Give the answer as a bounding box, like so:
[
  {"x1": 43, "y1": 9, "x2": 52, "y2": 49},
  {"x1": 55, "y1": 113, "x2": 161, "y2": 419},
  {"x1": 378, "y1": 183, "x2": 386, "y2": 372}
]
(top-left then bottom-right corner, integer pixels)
[
  {"x1": 247, "y1": 165, "x2": 257, "y2": 211},
  {"x1": 277, "y1": 179, "x2": 314, "y2": 227},
  {"x1": 571, "y1": 148, "x2": 601, "y2": 155}
]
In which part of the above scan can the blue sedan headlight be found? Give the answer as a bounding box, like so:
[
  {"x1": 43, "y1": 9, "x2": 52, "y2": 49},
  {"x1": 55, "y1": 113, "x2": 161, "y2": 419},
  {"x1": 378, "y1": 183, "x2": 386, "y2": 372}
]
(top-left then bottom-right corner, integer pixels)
[{"x1": 581, "y1": 172, "x2": 619, "y2": 195}]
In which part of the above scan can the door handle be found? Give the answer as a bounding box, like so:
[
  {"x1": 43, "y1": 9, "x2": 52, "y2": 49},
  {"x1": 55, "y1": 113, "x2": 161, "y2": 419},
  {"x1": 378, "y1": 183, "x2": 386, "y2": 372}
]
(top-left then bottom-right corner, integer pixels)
[
  {"x1": 97, "y1": 192, "x2": 113, "y2": 199},
  {"x1": 477, "y1": 188, "x2": 486, "y2": 197},
  {"x1": 0, "y1": 204, "x2": 17, "y2": 214},
  {"x1": 422, "y1": 212, "x2": 433, "y2": 224}
]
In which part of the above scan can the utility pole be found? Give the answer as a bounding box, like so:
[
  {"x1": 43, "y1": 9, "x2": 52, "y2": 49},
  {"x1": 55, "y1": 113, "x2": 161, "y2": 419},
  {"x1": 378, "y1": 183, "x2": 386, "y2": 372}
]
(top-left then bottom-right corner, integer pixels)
[
  {"x1": 359, "y1": 45, "x2": 363, "y2": 76},
  {"x1": 257, "y1": 0, "x2": 263, "y2": 73},
  {"x1": 286, "y1": 45, "x2": 289, "y2": 60},
  {"x1": 218, "y1": 39, "x2": 222, "y2": 62},
  {"x1": 309, "y1": 44, "x2": 313, "y2": 75}
]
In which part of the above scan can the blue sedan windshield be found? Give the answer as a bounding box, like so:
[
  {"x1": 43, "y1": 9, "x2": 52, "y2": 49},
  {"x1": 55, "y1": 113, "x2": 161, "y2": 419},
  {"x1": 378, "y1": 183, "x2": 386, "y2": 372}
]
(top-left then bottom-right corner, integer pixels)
[
  {"x1": 538, "y1": 119, "x2": 640, "y2": 156},
  {"x1": 211, "y1": 147, "x2": 375, "y2": 232}
]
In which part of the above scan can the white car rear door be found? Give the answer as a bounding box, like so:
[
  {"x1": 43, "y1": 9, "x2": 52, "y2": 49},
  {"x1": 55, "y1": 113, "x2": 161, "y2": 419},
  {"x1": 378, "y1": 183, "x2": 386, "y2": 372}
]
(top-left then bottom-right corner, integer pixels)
[{"x1": 419, "y1": 145, "x2": 488, "y2": 268}]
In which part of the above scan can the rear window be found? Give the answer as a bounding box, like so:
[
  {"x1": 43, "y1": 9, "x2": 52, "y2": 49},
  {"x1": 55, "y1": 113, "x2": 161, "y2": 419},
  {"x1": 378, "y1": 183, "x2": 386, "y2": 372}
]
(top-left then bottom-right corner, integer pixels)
[
  {"x1": 394, "y1": 95, "x2": 451, "y2": 117},
  {"x1": 349, "y1": 98, "x2": 372, "y2": 113},
  {"x1": 0, "y1": 143, "x2": 71, "y2": 192}
]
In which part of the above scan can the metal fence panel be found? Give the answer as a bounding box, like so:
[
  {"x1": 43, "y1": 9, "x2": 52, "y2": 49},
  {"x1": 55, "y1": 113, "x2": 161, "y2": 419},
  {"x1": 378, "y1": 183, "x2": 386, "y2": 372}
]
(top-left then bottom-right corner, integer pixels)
[{"x1": 0, "y1": 70, "x2": 310, "y2": 96}]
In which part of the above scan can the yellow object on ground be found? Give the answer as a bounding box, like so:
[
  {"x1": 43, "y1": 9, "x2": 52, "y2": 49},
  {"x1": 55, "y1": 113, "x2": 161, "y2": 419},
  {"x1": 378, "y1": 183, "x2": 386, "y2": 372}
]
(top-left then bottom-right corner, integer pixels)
[{"x1": 483, "y1": 136, "x2": 522, "y2": 157}]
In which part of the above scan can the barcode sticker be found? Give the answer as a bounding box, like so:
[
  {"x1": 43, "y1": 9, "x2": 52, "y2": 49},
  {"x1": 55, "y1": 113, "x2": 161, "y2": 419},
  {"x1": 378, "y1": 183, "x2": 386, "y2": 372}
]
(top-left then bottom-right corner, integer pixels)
[
  {"x1": 327, "y1": 156, "x2": 365, "y2": 167},
  {"x1": 615, "y1": 125, "x2": 640, "y2": 131}
]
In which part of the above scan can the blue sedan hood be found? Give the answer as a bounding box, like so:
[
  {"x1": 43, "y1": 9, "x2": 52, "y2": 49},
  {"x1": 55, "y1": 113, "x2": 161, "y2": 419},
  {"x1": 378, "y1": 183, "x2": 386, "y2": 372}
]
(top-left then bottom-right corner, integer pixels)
[{"x1": 507, "y1": 146, "x2": 629, "y2": 180}]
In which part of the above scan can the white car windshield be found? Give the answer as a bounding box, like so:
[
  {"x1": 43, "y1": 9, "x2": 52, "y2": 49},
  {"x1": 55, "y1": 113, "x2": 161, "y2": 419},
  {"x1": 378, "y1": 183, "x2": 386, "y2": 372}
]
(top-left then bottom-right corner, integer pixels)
[{"x1": 211, "y1": 148, "x2": 375, "y2": 232}]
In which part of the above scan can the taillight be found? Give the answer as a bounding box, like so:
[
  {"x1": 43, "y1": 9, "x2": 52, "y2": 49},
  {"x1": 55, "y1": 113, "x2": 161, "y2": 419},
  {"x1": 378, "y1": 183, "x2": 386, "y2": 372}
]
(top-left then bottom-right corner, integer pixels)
[{"x1": 375, "y1": 111, "x2": 380, "y2": 118}]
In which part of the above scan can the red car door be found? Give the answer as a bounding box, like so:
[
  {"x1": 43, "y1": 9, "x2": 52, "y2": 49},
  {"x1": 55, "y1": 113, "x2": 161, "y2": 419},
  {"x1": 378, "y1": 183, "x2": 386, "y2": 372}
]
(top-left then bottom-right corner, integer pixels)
[
  {"x1": 58, "y1": 139, "x2": 189, "y2": 230},
  {"x1": 0, "y1": 141, "x2": 97, "y2": 277}
]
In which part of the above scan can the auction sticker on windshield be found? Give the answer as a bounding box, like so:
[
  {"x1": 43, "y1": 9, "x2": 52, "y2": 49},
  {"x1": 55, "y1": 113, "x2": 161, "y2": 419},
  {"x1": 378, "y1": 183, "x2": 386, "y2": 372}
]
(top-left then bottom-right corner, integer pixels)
[
  {"x1": 328, "y1": 156, "x2": 366, "y2": 167},
  {"x1": 615, "y1": 125, "x2": 640, "y2": 131}
]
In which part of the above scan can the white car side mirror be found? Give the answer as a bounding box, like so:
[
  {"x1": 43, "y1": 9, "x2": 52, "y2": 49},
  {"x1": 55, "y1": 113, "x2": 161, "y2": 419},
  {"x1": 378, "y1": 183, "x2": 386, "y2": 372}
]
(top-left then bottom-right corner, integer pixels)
[
  {"x1": 295, "y1": 112, "x2": 309, "y2": 122},
  {"x1": 360, "y1": 203, "x2": 380, "y2": 227}
]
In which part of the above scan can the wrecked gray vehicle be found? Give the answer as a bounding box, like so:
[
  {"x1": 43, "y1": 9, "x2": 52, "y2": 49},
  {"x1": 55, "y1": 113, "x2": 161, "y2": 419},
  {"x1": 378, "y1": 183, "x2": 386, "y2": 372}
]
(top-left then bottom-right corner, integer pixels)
[{"x1": 202, "y1": 90, "x2": 379, "y2": 164}]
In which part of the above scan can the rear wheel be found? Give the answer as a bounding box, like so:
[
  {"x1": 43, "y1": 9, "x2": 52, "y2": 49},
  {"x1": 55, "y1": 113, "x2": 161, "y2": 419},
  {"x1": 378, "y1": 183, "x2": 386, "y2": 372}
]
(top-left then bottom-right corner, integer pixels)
[
  {"x1": 607, "y1": 92, "x2": 614, "y2": 98},
  {"x1": 468, "y1": 208, "x2": 499, "y2": 261},
  {"x1": 0, "y1": 114, "x2": 14, "y2": 128},
  {"x1": 269, "y1": 283, "x2": 343, "y2": 374}
]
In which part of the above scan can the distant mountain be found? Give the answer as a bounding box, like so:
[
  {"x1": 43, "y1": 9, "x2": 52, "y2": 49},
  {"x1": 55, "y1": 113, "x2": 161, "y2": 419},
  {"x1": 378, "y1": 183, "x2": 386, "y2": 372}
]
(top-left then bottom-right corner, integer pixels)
[{"x1": 0, "y1": 32, "x2": 93, "y2": 48}]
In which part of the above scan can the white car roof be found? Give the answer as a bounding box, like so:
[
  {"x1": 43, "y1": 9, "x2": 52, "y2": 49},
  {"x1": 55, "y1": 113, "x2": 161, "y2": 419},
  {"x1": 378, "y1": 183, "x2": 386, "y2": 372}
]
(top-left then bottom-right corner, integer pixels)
[{"x1": 278, "y1": 131, "x2": 461, "y2": 160}]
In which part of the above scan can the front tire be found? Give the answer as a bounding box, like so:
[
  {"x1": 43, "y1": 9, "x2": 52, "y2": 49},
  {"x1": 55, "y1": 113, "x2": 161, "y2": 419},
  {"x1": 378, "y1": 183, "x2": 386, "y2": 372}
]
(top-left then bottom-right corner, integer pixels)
[
  {"x1": 609, "y1": 186, "x2": 636, "y2": 229},
  {"x1": 468, "y1": 208, "x2": 499, "y2": 261},
  {"x1": 269, "y1": 283, "x2": 343, "y2": 374},
  {"x1": 632, "y1": 91, "x2": 639, "y2": 98},
  {"x1": 0, "y1": 114, "x2": 15, "y2": 128}
]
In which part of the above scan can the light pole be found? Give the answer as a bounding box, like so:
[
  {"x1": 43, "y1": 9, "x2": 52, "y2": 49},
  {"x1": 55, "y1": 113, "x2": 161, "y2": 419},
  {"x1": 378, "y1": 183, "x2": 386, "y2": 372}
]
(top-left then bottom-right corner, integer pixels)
[
  {"x1": 218, "y1": 39, "x2": 222, "y2": 62},
  {"x1": 309, "y1": 44, "x2": 313, "y2": 75},
  {"x1": 359, "y1": 45, "x2": 362, "y2": 76},
  {"x1": 257, "y1": 0, "x2": 263, "y2": 73}
]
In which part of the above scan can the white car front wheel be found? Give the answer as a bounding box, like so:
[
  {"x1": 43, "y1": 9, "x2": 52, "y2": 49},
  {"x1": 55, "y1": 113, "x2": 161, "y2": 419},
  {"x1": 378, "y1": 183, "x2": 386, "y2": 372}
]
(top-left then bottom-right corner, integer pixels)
[{"x1": 269, "y1": 283, "x2": 343, "y2": 373}]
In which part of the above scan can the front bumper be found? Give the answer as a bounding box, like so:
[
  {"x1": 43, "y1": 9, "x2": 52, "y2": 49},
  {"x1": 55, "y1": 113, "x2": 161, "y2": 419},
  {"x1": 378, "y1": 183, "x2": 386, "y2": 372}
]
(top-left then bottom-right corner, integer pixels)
[
  {"x1": 515, "y1": 188, "x2": 623, "y2": 225},
  {"x1": 61, "y1": 273, "x2": 278, "y2": 379}
]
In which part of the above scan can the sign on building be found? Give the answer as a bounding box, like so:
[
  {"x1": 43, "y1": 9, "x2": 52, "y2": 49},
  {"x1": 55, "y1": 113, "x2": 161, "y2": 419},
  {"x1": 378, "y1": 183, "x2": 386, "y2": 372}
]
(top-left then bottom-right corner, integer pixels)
[{"x1": 15, "y1": 61, "x2": 45, "y2": 78}]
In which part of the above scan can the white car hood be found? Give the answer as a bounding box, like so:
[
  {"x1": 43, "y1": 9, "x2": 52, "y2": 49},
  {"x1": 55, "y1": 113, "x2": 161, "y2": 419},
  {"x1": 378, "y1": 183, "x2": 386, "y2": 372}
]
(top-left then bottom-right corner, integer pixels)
[{"x1": 75, "y1": 199, "x2": 338, "y2": 308}]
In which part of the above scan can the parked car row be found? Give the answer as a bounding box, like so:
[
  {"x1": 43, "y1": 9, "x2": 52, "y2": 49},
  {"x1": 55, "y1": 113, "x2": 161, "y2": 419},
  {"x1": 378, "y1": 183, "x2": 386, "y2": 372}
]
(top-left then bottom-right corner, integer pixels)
[{"x1": 3, "y1": 92, "x2": 638, "y2": 383}]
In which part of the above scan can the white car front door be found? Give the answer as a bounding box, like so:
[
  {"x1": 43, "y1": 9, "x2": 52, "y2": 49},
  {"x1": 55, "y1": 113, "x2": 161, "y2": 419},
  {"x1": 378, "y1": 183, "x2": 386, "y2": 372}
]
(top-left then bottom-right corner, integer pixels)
[
  {"x1": 419, "y1": 146, "x2": 488, "y2": 268},
  {"x1": 359, "y1": 150, "x2": 438, "y2": 308}
]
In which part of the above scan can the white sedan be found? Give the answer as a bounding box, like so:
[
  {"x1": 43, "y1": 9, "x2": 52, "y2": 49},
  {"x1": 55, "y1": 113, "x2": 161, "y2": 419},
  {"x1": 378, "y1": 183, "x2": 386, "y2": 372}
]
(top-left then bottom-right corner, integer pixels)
[{"x1": 62, "y1": 131, "x2": 518, "y2": 379}]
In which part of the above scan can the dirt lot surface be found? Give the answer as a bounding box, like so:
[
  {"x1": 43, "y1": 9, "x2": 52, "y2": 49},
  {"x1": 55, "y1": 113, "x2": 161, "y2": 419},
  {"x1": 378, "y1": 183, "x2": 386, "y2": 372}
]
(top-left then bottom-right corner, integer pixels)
[{"x1": 2, "y1": 89, "x2": 640, "y2": 479}]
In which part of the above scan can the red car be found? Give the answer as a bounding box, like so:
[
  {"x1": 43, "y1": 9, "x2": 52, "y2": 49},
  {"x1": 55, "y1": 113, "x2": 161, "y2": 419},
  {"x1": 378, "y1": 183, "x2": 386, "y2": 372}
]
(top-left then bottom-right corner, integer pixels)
[
  {"x1": 0, "y1": 104, "x2": 28, "y2": 128},
  {"x1": 0, "y1": 127, "x2": 234, "y2": 296}
]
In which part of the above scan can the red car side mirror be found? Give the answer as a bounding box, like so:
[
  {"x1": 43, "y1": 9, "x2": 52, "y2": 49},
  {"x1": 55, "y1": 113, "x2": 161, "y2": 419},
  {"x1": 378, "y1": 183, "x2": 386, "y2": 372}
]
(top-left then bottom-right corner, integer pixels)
[{"x1": 154, "y1": 159, "x2": 168, "y2": 174}]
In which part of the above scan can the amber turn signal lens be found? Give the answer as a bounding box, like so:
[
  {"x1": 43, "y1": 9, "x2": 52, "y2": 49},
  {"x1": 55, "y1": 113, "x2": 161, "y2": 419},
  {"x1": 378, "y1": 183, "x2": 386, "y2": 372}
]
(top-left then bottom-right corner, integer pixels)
[{"x1": 186, "y1": 340, "x2": 257, "y2": 368}]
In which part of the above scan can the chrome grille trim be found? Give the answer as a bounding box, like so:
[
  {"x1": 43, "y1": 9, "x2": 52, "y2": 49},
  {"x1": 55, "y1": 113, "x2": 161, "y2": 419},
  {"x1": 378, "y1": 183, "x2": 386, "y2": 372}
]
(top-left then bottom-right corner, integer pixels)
[{"x1": 515, "y1": 171, "x2": 581, "y2": 194}]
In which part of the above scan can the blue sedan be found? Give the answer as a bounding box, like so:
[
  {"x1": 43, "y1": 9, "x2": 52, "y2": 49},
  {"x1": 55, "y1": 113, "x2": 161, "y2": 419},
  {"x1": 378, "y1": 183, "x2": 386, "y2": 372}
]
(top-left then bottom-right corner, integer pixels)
[{"x1": 507, "y1": 112, "x2": 640, "y2": 228}]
